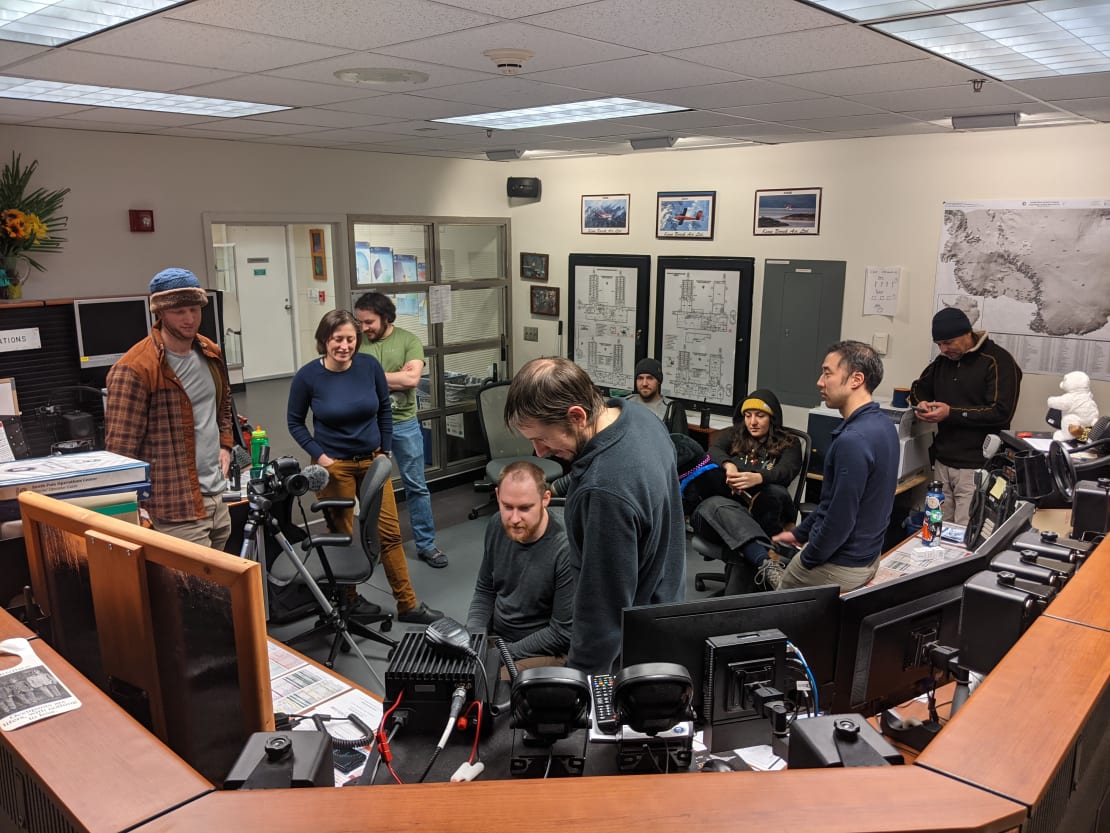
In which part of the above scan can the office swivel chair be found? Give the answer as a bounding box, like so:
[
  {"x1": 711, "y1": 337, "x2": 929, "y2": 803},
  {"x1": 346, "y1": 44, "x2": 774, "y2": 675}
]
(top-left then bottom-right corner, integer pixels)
[
  {"x1": 692, "y1": 426, "x2": 811, "y2": 596},
  {"x1": 469, "y1": 381, "x2": 564, "y2": 520},
  {"x1": 272, "y1": 455, "x2": 397, "y2": 667}
]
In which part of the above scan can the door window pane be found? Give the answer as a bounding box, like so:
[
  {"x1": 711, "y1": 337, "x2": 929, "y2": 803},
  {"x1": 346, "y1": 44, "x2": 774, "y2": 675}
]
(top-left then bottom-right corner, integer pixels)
[
  {"x1": 352, "y1": 223, "x2": 430, "y2": 287},
  {"x1": 439, "y1": 224, "x2": 506, "y2": 282},
  {"x1": 444, "y1": 348, "x2": 500, "y2": 408},
  {"x1": 443, "y1": 286, "x2": 503, "y2": 344}
]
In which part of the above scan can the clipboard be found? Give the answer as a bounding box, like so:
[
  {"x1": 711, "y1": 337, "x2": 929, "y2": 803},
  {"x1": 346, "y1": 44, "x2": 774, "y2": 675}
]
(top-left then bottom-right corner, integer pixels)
[{"x1": 0, "y1": 416, "x2": 30, "y2": 461}]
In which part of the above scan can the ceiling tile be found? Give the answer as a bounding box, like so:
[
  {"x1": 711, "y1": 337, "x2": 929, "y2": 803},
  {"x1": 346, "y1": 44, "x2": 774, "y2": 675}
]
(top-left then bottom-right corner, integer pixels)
[
  {"x1": 265, "y1": 52, "x2": 491, "y2": 90},
  {"x1": 527, "y1": 54, "x2": 745, "y2": 95},
  {"x1": 900, "y1": 101, "x2": 1062, "y2": 119},
  {"x1": 165, "y1": 0, "x2": 499, "y2": 51},
  {"x1": 375, "y1": 21, "x2": 643, "y2": 72},
  {"x1": 622, "y1": 110, "x2": 760, "y2": 130},
  {"x1": 178, "y1": 117, "x2": 320, "y2": 135},
  {"x1": 433, "y1": 0, "x2": 596, "y2": 15},
  {"x1": 523, "y1": 0, "x2": 839, "y2": 50},
  {"x1": 53, "y1": 107, "x2": 211, "y2": 127},
  {"x1": 8, "y1": 50, "x2": 237, "y2": 92},
  {"x1": 719, "y1": 97, "x2": 883, "y2": 120},
  {"x1": 0, "y1": 41, "x2": 50, "y2": 69},
  {"x1": 780, "y1": 112, "x2": 923, "y2": 129},
  {"x1": 177, "y1": 75, "x2": 362, "y2": 107},
  {"x1": 1007, "y1": 71, "x2": 1110, "y2": 99},
  {"x1": 1048, "y1": 95, "x2": 1110, "y2": 118},
  {"x1": 637, "y1": 78, "x2": 824, "y2": 109},
  {"x1": 0, "y1": 98, "x2": 91, "y2": 119},
  {"x1": 71, "y1": 19, "x2": 350, "y2": 73},
  {"x1": 316, "y1": 93, "x2": 489, "y2": 120},
  {"x1": 668, "y1": 24, "x2": 929, "y2": 77},
  {"x1": 414, "y1": 75, "x2": 600, "y2": 108},
  {"x1": 247, "y1": 107, "x2": 397, "y2": 128},
  {"x1": 844, "y1": 82, "x2": 1040, "y2": 111},
  {"x1": 26, "y1": 117, "x2": 167, "y2": 133},
  {"x1": 772, "y1": 58, "x2": 977, "y2": 95}
]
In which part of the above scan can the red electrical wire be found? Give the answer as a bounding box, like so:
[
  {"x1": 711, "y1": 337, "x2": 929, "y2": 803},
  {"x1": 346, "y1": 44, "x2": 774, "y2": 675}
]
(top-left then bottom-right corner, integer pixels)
[{"x1": 463, "y1": 700, "x2": 483, "y2": 764}]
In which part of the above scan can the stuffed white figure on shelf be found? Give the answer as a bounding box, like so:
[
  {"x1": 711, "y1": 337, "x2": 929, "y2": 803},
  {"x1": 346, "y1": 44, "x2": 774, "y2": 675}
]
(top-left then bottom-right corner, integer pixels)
[{"x1": 1046, "y1": 371, "x2": 1101, "y2": 442}]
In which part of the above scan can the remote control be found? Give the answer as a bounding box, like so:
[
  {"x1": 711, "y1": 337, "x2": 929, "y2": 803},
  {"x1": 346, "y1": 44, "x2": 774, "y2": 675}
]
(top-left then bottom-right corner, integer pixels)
[{"x1": 591, "y1": 674, "x2": 619, "y2": 734}]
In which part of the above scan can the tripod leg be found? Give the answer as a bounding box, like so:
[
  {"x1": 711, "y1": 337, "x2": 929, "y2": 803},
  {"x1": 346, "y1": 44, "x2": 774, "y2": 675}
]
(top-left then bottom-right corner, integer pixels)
[{"x1": 269, "y1": 530, "x2": 385, "y2": 690}]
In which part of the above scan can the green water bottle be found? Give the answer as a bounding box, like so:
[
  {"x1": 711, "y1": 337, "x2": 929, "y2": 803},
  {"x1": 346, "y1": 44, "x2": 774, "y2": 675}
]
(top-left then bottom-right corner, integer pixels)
[{"x1": 249, "y1": 427, "x2": 268, "y2": 480}]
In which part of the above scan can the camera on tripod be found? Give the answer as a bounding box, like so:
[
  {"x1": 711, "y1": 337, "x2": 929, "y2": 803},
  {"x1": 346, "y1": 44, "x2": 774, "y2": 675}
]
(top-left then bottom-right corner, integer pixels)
[{"x1": 250, "y1": 456, "x2": 311, "y2": 503}]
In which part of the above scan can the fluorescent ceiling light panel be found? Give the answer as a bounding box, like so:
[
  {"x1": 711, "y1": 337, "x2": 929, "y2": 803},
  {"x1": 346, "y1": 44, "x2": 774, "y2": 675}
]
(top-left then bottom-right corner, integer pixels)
[
  {"x1": 433, "y1": 97, "x2": 687, "y2": 130},
  {"x1": 0, "y1": 1, "x2": 185, "y2": 47},
  {"x1": 0, "y1": 76, "x2": 290, "y2": 117},
  {"x1": 807, "y1": 0, "x2": 1110, "y2": 79}
]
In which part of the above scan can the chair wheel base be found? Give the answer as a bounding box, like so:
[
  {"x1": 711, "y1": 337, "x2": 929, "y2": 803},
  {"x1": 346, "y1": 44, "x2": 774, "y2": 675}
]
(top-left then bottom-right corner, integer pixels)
[
  {"x1": 695, "y1": 579, "x2": 706, "y2": 591},
  {"x1": 468, "y1": 510, "x2": 480, "y2": 520},
  {"x1": 380, "y1": 619, "x2": 392, "y2": 632}
]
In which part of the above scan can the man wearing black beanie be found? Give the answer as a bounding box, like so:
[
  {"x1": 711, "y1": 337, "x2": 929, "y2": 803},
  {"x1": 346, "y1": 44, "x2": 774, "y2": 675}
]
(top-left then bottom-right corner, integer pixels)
[
  {"x1": 910, "y1": 306, "x2": 1022, "y2": 525},
  {"x1": 625, "y1": 357, "x2": 689, "y2": 436}
]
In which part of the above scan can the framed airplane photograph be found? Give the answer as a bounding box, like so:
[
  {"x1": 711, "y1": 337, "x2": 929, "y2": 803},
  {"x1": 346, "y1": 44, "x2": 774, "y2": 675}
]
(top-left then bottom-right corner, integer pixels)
[
  {"x1": 581, "y1": 194, "x2": 630, "y2": 234},
  {"x1": 520, "y1": 252, "x2": 549, "y2": 281},
  {"x1": 754, "y1": 188, "x2": 822, "y2": 235},
  {"x1": 530, "y1": 285, "x2": 560, "y2": 316},
  {"x1": 657, "y1": 191, "x2": 715, "y2": 239}
]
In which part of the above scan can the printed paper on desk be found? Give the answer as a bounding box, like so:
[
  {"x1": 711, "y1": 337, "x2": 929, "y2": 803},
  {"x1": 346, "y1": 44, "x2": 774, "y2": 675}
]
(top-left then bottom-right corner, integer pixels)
[{"x1": 0, "y1": 638, "x2": 81, "y2": 730}]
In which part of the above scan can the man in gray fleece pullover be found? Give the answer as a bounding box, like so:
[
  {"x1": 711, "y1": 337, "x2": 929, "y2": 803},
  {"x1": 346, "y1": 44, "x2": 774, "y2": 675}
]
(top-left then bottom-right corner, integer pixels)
[{"x1": 505, "y1": 357, "x2": 686, "y2": 675}]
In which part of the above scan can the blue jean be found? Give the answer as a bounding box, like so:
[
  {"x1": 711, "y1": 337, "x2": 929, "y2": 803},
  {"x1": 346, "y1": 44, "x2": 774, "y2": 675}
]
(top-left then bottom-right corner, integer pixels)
[{"x1": 392, "y1": 417, "x2": 437, "y2": 553}]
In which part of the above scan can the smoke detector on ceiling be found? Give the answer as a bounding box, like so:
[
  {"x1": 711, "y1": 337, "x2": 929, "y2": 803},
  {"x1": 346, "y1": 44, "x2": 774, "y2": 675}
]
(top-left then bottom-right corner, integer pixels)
[{"x1": 483, "y1": 48, "x2": 534, "y2": 76}]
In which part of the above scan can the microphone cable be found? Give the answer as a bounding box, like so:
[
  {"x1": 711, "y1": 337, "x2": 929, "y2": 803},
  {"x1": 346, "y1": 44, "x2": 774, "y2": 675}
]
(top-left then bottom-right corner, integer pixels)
[{"x1": 417, "y1": 685, "x2": 468, "y2": 783}]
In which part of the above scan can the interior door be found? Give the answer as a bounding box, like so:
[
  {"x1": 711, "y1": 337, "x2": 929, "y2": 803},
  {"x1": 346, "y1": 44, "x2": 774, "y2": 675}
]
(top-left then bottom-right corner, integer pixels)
[{"x1": 227, "y1": 225, "x2": 297, "y2": 381}]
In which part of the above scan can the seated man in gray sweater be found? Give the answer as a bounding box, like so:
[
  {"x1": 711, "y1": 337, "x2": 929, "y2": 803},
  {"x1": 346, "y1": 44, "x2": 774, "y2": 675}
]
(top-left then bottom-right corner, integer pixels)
[{"x1": 466, "y1": 460, "x2": 575, "y2": 665}]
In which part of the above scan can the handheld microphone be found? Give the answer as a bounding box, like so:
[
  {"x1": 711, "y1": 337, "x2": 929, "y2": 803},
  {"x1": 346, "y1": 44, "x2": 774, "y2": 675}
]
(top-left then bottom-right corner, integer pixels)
[{"x1": 302, "y1": 464, "x2": 329, "y2": 491}]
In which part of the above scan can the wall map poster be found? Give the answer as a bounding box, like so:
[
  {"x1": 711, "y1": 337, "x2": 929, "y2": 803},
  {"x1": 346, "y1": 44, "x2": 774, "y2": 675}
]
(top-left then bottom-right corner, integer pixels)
[{"x1": 936, "y1": 199, "x2": 1110, "y2": 381}]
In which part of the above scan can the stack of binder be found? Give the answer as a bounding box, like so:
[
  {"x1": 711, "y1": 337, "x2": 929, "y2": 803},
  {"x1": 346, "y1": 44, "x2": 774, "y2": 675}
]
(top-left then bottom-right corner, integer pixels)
[{"x1": 0, "y1": 451, "x2": 150, "y2": 524}]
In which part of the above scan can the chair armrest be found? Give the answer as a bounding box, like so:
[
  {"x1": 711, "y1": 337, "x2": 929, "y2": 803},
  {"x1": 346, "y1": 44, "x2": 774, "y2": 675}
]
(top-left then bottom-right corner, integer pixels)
[
  {"x1": 311, "y1": 498, "x2": 356, "y2": 512},
  {"x1": 474, "y1": 481, "x2": 494, "y2": 493},
  {"x1": 302, "y1": 534, "x2": 353, "y2": 551}
]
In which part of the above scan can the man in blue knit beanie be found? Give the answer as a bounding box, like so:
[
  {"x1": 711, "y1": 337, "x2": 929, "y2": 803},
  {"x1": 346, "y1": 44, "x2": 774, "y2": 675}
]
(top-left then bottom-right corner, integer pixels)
[{"x1": 105, "y1": 268, "x2": 234, "y2": 550}]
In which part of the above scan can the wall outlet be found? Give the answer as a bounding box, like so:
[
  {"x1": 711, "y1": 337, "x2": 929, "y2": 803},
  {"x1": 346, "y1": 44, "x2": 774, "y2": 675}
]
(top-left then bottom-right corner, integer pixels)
[{"x1": 523, "y1": 326, "x2": 539, "y2": 342}]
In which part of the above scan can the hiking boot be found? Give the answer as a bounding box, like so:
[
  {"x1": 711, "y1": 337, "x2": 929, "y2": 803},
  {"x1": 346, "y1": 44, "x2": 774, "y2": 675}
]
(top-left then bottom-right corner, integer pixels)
[
  {"x1": 417, "y1": 547, "x2": 448, "y2": 568},
  {"x1": 397, "y1": 601, "x2": 444, "y2": 624},
  {"x1": 754, "y1": 557, "x2": 785, "y2": 590}
]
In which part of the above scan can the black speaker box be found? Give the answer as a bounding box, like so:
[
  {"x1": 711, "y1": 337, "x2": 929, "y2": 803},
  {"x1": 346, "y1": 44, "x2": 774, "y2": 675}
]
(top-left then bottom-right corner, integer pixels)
[{"x1": 507, "y1": 177, "x2": 541, "y2": 199}]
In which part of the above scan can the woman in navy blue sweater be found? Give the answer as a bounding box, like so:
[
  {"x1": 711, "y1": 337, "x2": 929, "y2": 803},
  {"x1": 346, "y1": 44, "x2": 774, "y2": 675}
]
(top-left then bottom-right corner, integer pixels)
[{"x1": 287, "y1": 309, "x2": 440, "y2": 624}]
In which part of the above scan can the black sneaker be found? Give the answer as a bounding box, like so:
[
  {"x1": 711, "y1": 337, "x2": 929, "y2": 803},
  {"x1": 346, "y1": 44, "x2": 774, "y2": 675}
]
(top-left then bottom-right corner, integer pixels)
[
  {"x1": 348, "y1": 596, "x2": 383, "y2": 620},
  {"x1": 397, "y1": 601, "x2": 444, "y2": 624},
  {"x1": 417, "y1": 547, "x2": 448, "y2": 568}
]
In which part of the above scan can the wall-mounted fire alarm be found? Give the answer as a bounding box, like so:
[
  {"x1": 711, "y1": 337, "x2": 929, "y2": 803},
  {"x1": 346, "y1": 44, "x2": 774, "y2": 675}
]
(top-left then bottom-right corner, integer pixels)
[{"x1": 129, "y1": 209, "x2": 154, "y2": 233}]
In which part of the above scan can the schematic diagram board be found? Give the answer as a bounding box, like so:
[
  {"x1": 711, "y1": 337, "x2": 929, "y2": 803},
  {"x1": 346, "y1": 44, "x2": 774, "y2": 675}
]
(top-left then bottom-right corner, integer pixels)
[
  {"x1": 568, "y1": 254, "x2": 651, "y2": 389},
  {"x1": 654, "y1": 257, "x2": 754, "y2": 415}
]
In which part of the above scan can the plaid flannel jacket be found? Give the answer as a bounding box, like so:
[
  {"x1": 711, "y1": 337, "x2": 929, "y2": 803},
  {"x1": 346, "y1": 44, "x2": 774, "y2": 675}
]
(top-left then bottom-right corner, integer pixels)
[{"x1": 105, "y1": 322, "x2": 233, "y2": 523}]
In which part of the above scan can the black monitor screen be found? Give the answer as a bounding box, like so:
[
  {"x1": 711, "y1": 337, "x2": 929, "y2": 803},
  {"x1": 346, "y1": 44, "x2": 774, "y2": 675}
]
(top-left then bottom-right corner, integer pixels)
[
  {"x1": 198, "y1": 290, "x2": 222, "y2": 349},
  {"x1": 831, "y1": 500, "x2": 1035, "y2": 714},
  {"x1": 74, "y1": 297, "x2": 151, "y2": 368},
  {"x1": 621, "y1": 585, "x2": 841, "y2": 722}
]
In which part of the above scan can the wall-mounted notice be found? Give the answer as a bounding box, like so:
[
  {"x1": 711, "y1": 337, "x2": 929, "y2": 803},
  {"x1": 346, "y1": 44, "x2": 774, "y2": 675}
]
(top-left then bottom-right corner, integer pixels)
[{"x1": 863, "y1": 266, "x2": 902, "y2": 317}]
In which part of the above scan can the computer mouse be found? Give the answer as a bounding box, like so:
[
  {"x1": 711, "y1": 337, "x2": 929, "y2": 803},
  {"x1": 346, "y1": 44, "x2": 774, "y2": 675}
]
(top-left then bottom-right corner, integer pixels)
[{"x1": 700, "y1": 758, "x2": 739, "y2": 773}]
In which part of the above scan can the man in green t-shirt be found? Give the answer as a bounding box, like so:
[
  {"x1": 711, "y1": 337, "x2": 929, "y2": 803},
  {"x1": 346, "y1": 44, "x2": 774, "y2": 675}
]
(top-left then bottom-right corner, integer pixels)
[{"x1": 355, "y1": 292, "x2": 448, "y2": 568}]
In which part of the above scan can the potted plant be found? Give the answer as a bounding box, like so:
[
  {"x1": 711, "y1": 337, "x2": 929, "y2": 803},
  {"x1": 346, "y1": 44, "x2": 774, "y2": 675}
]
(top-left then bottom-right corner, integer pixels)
[{"x1": 0, "y1": 153, "x2": 69, "y2": 299}]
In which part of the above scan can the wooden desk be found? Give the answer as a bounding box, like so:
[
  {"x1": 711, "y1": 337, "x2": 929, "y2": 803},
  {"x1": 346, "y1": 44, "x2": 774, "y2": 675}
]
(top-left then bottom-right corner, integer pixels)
[
  {"x1": 0, "y1": 613, "x2": 212, "y2": 833},
  {"x1": 8, "y1": 541, "x2": 1110, "y2": 833},
  {"x1": 807, "y1": 470, "x2": 927, "y2": 497}
]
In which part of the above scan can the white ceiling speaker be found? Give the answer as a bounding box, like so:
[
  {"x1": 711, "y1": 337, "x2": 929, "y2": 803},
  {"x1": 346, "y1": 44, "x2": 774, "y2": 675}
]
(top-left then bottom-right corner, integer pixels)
[{"x1": 483, "y1": 49, "x2": 535, "y2": 76}]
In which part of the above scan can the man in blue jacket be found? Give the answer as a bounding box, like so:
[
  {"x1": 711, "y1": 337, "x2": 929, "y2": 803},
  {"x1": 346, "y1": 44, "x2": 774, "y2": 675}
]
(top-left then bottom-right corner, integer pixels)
[
  {"x1": 771, "y1": 341, "x2": 898, "y2": 592},
  {"x1": 504, "y1": 357, "x2": 686, "y2": 676}
]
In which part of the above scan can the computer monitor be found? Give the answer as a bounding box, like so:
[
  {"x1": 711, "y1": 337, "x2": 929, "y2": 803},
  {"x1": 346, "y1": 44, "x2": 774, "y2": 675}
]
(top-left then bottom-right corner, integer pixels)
[
  {"x1": 73, "y1": 296, "x2": 151, "y2": 368},
  {"x1": 198, "y1": 289, "x2": 223, "y2": 350},
  {"x1": 830, "y1": 499, "x2": 1035, "y2": 715},
  {"x1": 620, "y1": 585, "x2": 841, "y2": 723},
  {"x1": 19, "y1": 491, "x2": 273, "y2": 783}
]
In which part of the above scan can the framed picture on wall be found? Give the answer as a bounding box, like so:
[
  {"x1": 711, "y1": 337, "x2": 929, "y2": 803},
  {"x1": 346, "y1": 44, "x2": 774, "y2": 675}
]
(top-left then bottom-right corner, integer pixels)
[
  {"x1": 530, "y1": 285, "x2": 560, "y2": 317},
  {"x1": 309, "y1": 228, "x2": 328, "y2": 281},
  {"x1": 520, "y1": 252, "x2": 549, "y2": 281},
  {"x1": 754, "y1": 188, "x2": 822, "y2": 235},
  {"x1": 581, "y1": 194, "x2": 630, "y2": 234},
  {"x1": 657, "y1": 191, "x2": 715, "y2": 239}
]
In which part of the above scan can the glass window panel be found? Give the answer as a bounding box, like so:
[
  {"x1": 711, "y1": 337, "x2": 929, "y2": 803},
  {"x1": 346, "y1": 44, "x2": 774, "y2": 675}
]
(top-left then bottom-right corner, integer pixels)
[
  {"x1": 418, "y1": 356, "x2": 438, "y2": 412},
  {"x1": 440, "y1": 410, "x2": 488, "y2": 468},
  {"x1": 439, "y1": 224, "x2": 507, "y2": 282},
  {"x1": 442, "y1": 286, "x2": 504, "y2": 344},
  {"x1": 444, "y1": 348, "x2": 501, "y2": 408},
  {"x1": 351, "y1": 222, "x2": 430, "y2": 287},
  {"x1": 350, "y1": 290, "x2": 432, "y2": 344}
]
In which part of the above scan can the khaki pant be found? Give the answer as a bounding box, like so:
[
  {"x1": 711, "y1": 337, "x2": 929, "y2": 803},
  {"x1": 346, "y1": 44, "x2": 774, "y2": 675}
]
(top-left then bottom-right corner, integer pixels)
[
  {"x1": 933, "y1": 461, "x2": 979, "y2": 526},
  {"x1": 318, "y1": 455, "x2": 418, "y2": 613},
  {"x1": 778, "y1": 554, "x2": 879, "y2": 593},
  {"x1": 152, "y1": 494, "x2": 232, "y2": 551}
]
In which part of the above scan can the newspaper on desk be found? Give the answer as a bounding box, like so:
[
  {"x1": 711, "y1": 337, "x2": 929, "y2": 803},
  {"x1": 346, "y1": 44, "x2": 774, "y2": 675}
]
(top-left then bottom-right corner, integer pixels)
[
  {"x1": 0, "y1": 638, "x2": 81, "y2": 730},
  {"x1": 869, "y1": 525, "x2": 969, "y2": 587}
]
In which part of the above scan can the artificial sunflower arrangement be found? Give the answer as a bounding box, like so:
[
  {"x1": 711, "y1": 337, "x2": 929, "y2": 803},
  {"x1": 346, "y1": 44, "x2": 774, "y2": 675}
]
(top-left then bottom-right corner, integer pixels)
[{"x1": 0, "y1": 152, "x2": 69, "y2": 276}]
